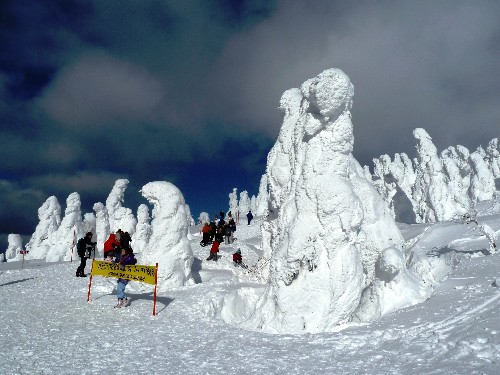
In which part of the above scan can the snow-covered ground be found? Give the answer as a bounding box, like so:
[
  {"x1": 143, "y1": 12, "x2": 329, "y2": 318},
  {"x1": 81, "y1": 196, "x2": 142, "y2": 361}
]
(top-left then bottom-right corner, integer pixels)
[{"x1": 1, "y1": 208, "x2": 500, "y2": 375}]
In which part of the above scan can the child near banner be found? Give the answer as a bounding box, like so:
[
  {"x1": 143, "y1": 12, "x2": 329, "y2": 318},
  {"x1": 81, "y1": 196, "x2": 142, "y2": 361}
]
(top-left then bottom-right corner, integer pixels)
[{"x1": 114, "y1": 247, "x2": 137, "y2": 308}]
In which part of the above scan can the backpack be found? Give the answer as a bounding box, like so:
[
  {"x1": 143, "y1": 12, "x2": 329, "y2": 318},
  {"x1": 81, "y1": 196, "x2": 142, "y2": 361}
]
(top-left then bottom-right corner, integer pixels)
[{"x1": 77, "y1": 238, "x2": 86, "y2": 257}]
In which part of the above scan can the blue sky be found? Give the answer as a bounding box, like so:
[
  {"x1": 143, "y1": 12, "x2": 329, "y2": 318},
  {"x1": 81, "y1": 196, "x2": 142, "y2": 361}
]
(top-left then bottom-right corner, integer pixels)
[{"x1": 1, "y1": 0, "x2": 499, "y2": 245}]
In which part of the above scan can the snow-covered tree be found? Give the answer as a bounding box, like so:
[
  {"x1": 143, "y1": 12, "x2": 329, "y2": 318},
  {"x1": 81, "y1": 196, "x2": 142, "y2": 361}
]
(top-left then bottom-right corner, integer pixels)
[
  {"x1": 485, "y1": 138, "x2": 500, "y2": 178},
  {"x1": 105, "y1": 179, "x2": 136, "y2": 233},
  {"x1": 440, "y1": 148, "x2": 472, "y2": 215},
  {"x1": 228, "y1": 188, "x2": 238, "y2": 222},
  {"x1": 45, "y1": 192, "x2": 84, "y2": 262},
  {"x1": 93, "y1": 202, "x2": 110, "y2": 257},
  {"x1": 132, "y1": 204, "x2": 151, "y2": 256},
  {"x1": 25, "y1": 196, "x2": 61, "y2": 259},
  {"x1": 224, "y1": 69, "x2": 406, "y2": 333},
  {"x1": 369, "y1": 133, "x2": 500, "y2": 224},
  {"x1": 140, "y1": 181, "x2": 194, "y2": 289},
  {"x1": 5, "y1": 234, "x2": 24, "y2": 262},
  {"x1": 83, "y1": 213, "x2": 96, "y2": 237},
  {"x1": 238, "y1": 190, "x2": 251, "y2": 217},
  {"x1": 372, "y1": 154, "x2": 398, "y2": 218},
  {"x1": 255, "y1": 174, "x2": 269, "y2": 217},
  {"x1": 198, "y1": 212, "x2": 210, "y2": 225},
  {"x1": 469, "y1": 151, "x2": 496, "y2": 202},
  {"x1": 411, "y1": 128, "x2": 467, "y2": 222},
  {"x1": 250, "y1": 195, "x2": 257, "y2": 213},
  {"x1": 184, "y1": 204, "x2": 195, "y2": 226}
]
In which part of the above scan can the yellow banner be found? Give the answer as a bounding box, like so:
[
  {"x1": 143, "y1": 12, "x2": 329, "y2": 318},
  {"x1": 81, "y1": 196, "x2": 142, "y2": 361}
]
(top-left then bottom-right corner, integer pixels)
[{"x1": 91, "y1": 260, "x2": 157, "y2": 285}]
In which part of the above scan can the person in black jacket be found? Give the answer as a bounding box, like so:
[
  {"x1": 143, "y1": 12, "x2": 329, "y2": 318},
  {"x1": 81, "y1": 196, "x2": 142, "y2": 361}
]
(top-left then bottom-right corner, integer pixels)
[
  {"x1": 120, "y1": 231, "x2": 132, "y2": 249},
  {"x1": 246, "y1": 210, "x2": 254, "y2": 225},
  {"x1": 75, "y1": 232, "x2": 96, "y2": 277}
]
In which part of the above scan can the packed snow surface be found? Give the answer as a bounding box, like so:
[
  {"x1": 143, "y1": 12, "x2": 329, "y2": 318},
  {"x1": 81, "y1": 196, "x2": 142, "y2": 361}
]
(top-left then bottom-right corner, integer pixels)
[{"x1": 1, "y1": 203, "x2": 500, "y2": 374}]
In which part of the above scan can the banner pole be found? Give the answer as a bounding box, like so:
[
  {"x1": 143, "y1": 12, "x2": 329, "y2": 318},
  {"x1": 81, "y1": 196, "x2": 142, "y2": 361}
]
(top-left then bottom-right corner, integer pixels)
[
  {"x1": 70, "y1": 226, "x2": 76, "y2": 263},
  {"x1": 87, "y1": 259, "x2": 94, "y2": 302},
  {"x1": 153, "y1": 263, "x2": 158, "y2": 316}
]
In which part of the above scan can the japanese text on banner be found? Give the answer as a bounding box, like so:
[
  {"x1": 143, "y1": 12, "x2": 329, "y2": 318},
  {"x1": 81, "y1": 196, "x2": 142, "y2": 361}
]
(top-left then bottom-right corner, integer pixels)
[{"x1": 91, "y1": 260, "x2": 156, "y2": 285}]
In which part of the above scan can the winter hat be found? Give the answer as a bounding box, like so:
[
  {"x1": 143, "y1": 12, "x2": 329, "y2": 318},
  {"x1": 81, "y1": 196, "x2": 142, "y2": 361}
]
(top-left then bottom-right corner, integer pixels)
[{"x1": 236, "y1": 249, "x2": 241, "y2": 254}]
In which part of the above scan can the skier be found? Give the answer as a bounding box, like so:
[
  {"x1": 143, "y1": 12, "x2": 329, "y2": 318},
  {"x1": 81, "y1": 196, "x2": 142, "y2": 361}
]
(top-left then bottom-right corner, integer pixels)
[
  {"x1": 75, "y1": 232, "x2": 95, "y2": 277},
  {"x1": 114, "y1": 247, "x2": 137, "y2": 308}
]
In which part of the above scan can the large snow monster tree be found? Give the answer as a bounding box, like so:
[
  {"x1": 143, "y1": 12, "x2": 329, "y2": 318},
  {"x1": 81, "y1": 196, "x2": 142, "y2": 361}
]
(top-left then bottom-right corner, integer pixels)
[{"x1": 230, "y1": 69, "x2": 405, "y2": 333}]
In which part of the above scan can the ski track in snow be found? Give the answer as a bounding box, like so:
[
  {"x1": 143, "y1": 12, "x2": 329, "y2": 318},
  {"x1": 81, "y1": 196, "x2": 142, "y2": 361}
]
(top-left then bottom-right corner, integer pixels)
[{"x1": 2, "y1": 218, "x2": 500, "y2": 374}]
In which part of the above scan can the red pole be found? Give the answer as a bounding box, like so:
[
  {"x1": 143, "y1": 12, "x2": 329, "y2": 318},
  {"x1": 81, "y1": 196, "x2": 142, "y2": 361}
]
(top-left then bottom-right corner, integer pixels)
[
  {"x1": 87, "y1": 259, "x2": 94, "y2": 302},
  {"x1": 70, "y1": 226, "x2": 76, "y2": 263},
  {"x1": 153, "y1": 263, "x2": 158, "y2": 316}
]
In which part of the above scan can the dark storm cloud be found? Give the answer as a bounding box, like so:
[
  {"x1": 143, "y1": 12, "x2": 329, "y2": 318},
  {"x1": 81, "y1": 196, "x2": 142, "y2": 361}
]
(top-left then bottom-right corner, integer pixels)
[
  {"x1": 0, "y1": 180, "x2": 46, "y2": 235},
  {"x1": 206, "y1": 0, "x2": 500, "y2": 166},
  {"x1": 0, "y1": 0, "x2": 277, "y2": 240},
  {"x1": 1, "y1": 0, "x2": 499, "y2": 244}
]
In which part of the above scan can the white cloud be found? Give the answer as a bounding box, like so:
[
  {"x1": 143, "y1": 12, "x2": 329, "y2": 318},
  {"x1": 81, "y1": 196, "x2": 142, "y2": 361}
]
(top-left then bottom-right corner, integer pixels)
[
  {"x1": 26, "y1": 171, "x2": 127, "y2": 197},
  {"x1": 39, "y1": 52, "x2": 167, "y2": 126}
]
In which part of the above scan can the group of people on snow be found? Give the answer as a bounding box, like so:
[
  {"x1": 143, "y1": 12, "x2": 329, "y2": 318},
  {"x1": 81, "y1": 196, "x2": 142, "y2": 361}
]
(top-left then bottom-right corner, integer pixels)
[
  {"x1": 103, "y1": 229, "x2": 132, "y2": 260},
  {"x1": 201, "y1": 211, "x2": 236, "y2": 246},
  {"x1": 76, "y1": 208, "x2": 253, "y2": 307},
  {"x1": 75, "y1": 229, "x2": 137, "y2": 308},
  {"x1": 202, "y1": 210, "x2": 249, "y2": 267}
]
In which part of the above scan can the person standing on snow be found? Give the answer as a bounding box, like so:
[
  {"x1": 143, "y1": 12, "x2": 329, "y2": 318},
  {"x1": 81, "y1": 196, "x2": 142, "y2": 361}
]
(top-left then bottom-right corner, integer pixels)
[
  {"x1": 209, "y1": 220, "x2": 217, "y2": 242},
  {"x1": 206, "y1": 239, "x2": 220, "y2": 262},
  {"x1": 114, "y1": 247, "x2": 137, "y2": 308},
  {"x1": 200, "y1": 223, "x2": 211, "y2": 246},
  {"x1": 75, "y1": 232, "x2": 96, "y2": 277},
  {"x1": 224, "y1": 223, "x2": 232, "y2": 244},
  {"x1": 246, "y1": 210, "x2": 254, "y2": 225}
]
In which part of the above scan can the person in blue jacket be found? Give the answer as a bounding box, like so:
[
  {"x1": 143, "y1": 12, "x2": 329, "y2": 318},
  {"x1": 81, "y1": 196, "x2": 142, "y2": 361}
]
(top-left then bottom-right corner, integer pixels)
[{"x1": 114, "y1": 247, "x2": 137, "y2": 308}]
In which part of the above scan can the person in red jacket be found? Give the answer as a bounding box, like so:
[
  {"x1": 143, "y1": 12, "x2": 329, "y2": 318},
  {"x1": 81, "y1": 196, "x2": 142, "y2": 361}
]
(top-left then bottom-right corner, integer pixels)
[
  {"x1": 232, "y1": 249, "x2": 242, "y2": 266},
  {"x1": 206, "y1": 240, "x2": 220, "y2": 261},
  {"x1": 103, "y1": 232, "x2": 121, "y2": 259},
  {"x1": 200, "y1": 223, "x2": 211, "y2": 247}
]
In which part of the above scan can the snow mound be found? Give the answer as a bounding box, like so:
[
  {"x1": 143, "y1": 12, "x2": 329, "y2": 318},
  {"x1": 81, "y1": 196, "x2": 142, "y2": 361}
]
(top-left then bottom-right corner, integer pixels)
[{"x1": 353, "y1": 247, "x2": 429, "y2": 322}]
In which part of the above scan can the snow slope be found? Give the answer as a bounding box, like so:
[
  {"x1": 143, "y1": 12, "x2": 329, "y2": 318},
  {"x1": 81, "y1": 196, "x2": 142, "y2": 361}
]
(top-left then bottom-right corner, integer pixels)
[{"x1": 1, "y1": 206, "x2": 500, "y2": 374}]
